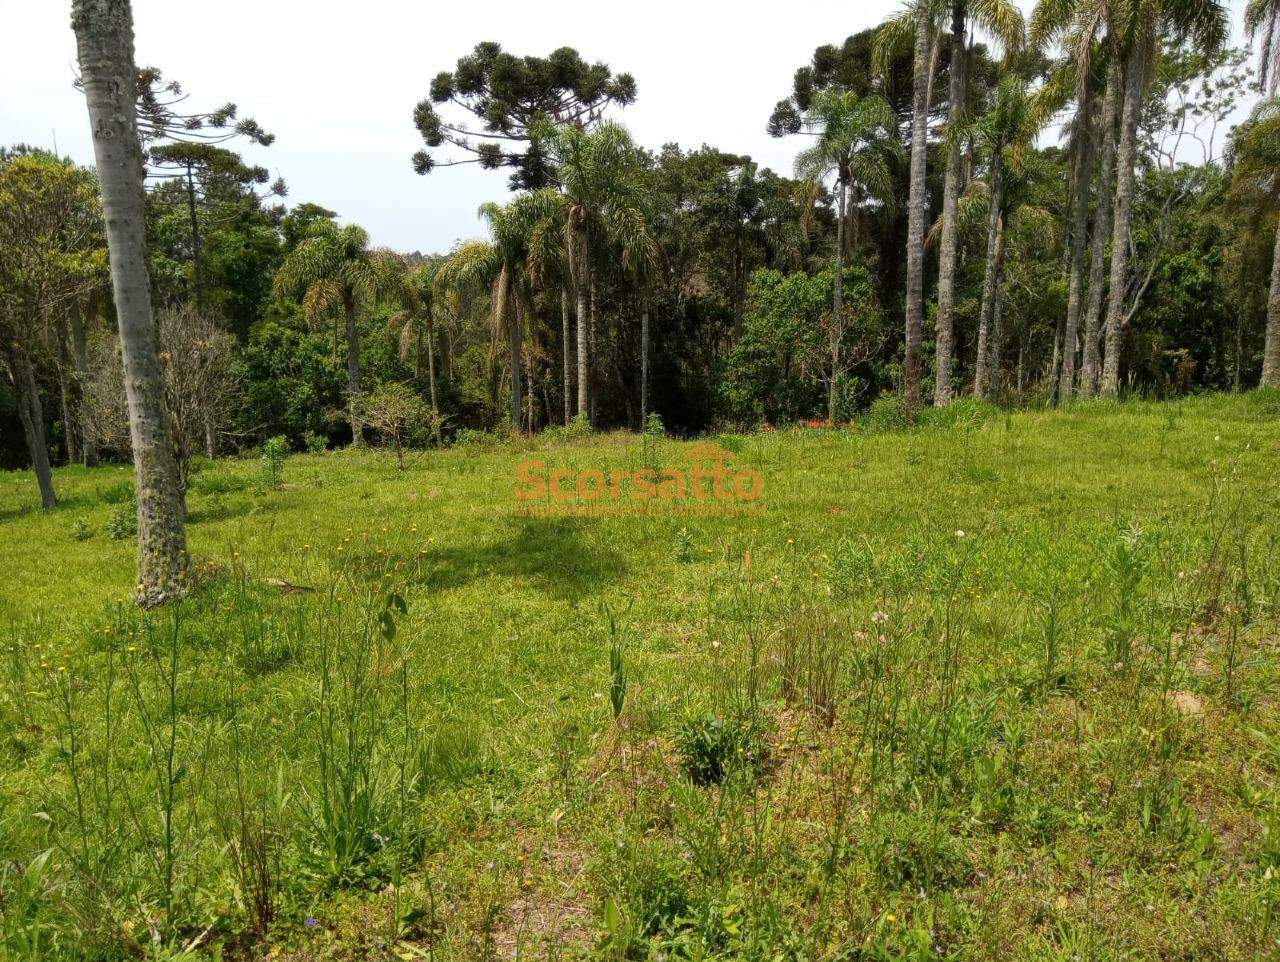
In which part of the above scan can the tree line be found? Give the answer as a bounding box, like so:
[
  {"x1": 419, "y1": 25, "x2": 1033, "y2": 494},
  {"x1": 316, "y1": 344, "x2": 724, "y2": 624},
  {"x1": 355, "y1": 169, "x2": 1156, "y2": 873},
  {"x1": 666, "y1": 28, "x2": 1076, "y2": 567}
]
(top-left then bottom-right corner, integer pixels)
[{"x1": 2, "y1": 0, "x2": 1279, "y2": 598}]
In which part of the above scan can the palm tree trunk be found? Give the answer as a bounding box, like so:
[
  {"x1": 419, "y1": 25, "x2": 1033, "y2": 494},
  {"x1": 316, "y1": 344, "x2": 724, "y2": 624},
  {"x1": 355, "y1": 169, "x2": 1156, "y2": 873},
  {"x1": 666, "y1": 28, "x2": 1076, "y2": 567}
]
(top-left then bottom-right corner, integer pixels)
[
  {"x1": 509, "y1": 280, "x2": 525, "y2": 431},
  {"x1": 1264, "y1": 217, "x2": 1280, "y2": 389},
  {"x1": 561, "y1": 288, "x2": 573, "y2": 424},
  {"x1": 589, "y1": 276, "x2": 600, "y2": 427},
  {"x1": 973, "y1": 157, "x2": 1004, "y2": 398},
  {"x1": 573, "y1": 228, "x2": 590, "y2": 420},
  {"x1": 1101, "y1": 40, "x2": 1148, "y2": 398},
  {"x1": 74, "y1": 0, "x2": 188, "y2": 601},
  {"x1": 831, "y1": 179, "x2": 847, "y2": 423},
  {"x1": 426, "y1": 312, "x2": 439, "y2": 416},
  {"x1": 641, "y1": 296, "x2": 651, "y2": 425},
  {"x1": 10, "y1": 342, "x2": 57, "y2": 509},
  {"x1": 343, "y1": 293, "x2": 363, "y2": 446},
  {"x1": 904, "y1": 3, "x2": 932, "y2": 413},
  {"x1": 988, "y1": 239, "x2": 1006, "y2": 399},
  {"x1": 1081, "y1": 63, "x2": 1120, "y2": 398},
  {"x1": 69, "y1": 299, "x2": 97, "y2": 466},
  {"x1": 934, "y1": 0, "x2": 968, "y2": 407},
  {"x1": 1059, "y1": 101, "x2": 1095, "y2": 403}
]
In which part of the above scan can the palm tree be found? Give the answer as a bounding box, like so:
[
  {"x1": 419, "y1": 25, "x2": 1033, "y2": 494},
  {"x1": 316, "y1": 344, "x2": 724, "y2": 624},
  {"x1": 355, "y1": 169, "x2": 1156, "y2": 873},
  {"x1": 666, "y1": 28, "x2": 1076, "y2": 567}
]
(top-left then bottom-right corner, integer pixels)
[
  {"x1": 274, "y1": 222, "x2": 399, "y2": 446},
  {"x1": 794, "y1": 90, "x2": 902, "y2": 421},
  {"x1": 441, "y1": 191, "x2": 565, "y2": 429},
  {"x1": 933, "y1": 0, "x2": 1024, "y2": 406},
  {"x1": 966, "y1": 76, "x2": 1040, "y2": 396},
  {"x1": 393, "y1": 262, "x2": 442, "y2": 415},
  {"x1": 1096, "y1": 0, "x2": 1227, "y2": 396},
  {"x1": 875, "y1": 0, "x2": 938, "y2": 412},
  {"x1": 73, "y1": 0, "x2": 188, "y2": 603},
  {"x1": 538, "y1": 121, "x2": 656, "y2": 422},
  {"x1": 1246, "y1": 0, "x2": 1280, "y2": 95},
  {"x1": 1232, "y1": 97, "x2": 1280, "y2": 388}
]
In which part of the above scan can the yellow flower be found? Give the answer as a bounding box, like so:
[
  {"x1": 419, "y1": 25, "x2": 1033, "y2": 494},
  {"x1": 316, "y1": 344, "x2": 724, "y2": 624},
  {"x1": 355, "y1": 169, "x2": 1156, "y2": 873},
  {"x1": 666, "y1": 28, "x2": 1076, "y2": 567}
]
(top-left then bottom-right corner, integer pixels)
[{"x1": 886, "y1": 912, "x2": 896, "y2": 922}]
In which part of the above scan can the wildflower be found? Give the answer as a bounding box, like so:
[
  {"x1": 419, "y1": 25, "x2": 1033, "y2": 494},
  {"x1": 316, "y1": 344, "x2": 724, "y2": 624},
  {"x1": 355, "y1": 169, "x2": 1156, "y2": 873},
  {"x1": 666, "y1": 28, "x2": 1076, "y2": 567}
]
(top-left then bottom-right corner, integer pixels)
[
  {"x1": 955, "y1": 530, "x2": 965, "y2": 539},
  {"x1": 886, "y1": 912, "x2": 896, "y2": 922},
  {"x1": 304, "y1": 916, "x2": 318, "y2": 930},
  {"x1": 871, "y1": 610, "x2": 888, "y2": 625},
  {"x1": 711, "y1": 640, "x2": 721, "y2": 649}
]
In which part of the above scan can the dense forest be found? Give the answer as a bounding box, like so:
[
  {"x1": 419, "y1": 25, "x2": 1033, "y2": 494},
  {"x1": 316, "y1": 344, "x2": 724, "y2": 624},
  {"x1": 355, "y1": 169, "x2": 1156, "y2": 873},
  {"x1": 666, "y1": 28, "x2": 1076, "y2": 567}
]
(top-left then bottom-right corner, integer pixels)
[{"x1": 4, "y1": 0, "x2": 1280, "y2": 544}]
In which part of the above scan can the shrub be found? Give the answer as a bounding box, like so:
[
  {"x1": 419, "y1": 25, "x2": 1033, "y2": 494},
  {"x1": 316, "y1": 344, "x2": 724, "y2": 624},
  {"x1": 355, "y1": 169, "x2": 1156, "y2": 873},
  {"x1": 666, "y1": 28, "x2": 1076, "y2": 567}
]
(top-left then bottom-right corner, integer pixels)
[
  {"x1": 864, "y1": 392, "x2": 909, "y2": 433},
  {"x1": 71, "y1": 517, "x2": 93, "y2": 542},
  {"x1": 676, "y1": 713, "x2": 766, "y2": 786},
  {"x1": 105, "y1": 501, "x2": 137, "y2": 540},
  {"x1": 302, "y1": 430, "x2": 327, "y2": 455},
  {"x1": 644, "y1": 412, "x2": 665, "y2": 438},
  {"x1": 259, "y1": 436, "x2": 289, "y2": 490}
]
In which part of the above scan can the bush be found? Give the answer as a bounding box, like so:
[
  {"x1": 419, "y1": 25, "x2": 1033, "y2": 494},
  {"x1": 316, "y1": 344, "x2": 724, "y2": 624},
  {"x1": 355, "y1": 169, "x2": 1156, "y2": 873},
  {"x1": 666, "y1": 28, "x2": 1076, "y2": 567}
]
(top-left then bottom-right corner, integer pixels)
[
  {"x1": 106, "y1": 501, "x2": 137, "y2": 540},
  {"x1": 302, "y1": 430, "x2": 327, "y2": 455},
  {"x1": 71, "y1": 517, "x2": 94, "y2": 542},
  {"x1": 863, "y1": 392, "x2": 909, "y2": 433},
  {"x1": 259, "y1": 436, "x2": 289, "y2": 490},
  {"x1": 676, "y1": 713, "x2": 766, "y2": 786}
]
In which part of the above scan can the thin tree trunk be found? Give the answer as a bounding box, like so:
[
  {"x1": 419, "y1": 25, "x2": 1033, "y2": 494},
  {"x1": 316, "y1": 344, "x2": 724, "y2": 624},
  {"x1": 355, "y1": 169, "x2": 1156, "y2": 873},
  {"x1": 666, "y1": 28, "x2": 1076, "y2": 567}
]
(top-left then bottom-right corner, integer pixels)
[
  {"x1": 988, "y1": 225, "x2": 1007, "y2": 399},
  {"x1": 55, "y1": 319, "x2": 79, "y2": 465},
  {"x1": 185, "y1": 163, "x2": 204, "y2": 314},
  {"x1": 573, "y1": 226, "x2": 590, "y2": 420},
  {"x1": 69, "y1": 299, "x2": 97, "y2": 466},
  {"x1": 589, "y1": 276, "x2": 599, "y2": 427},
  {"x1": 1101, "y1": 41, "x2": 1148, "y2": 398},
  {"x1": 10, "y1": 344, "x2": 57, "y2": 508},
  {"x1": 904, "y1": 4, "x2": 932, "y2": 413},
  {"x1": 831, "y1": 179, "x2": 847, "y2": 423},
  {"x1": 641, "y1": 296, "x2": 651, "y2": 426},
  {"x1": 343, "y1": 293, "x2": 363, "y2": 446},
  {"x1": 1059, "y1": 100, "x2": 1095, "y2": 403},
  {"x1": 509, "y1": 279, "x2": 524, "y2": 431},
  {"x1": 74, "y1": 0, "x2": 188, "y2": 602},
  {"x1": 1081, "y1": 62, "x2": 1120, "y2": 398},
  {"x1": 561, "y1": 288, "x2": 573, "y2": 424},
  {"x1": 425, "y1": 311, "x2": 439, "y2": 416},
  {"x1": 973, "y1": 157, "x2": 1004, "y2": 398},
  {"x1": 1264, "y1": 216, "x2": 1280, "y2": 388},
  {"x1": 203, "y1": 411, "x2": 217, "y2": 459},
  {"x1": 934, "y1": 0, "x2": 968, "y2": 407}
]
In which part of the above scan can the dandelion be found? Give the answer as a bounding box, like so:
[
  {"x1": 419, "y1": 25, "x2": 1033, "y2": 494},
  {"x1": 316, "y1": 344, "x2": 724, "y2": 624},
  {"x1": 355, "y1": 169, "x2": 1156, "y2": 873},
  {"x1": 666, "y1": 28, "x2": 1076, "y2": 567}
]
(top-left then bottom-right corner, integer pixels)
[{"x1": 886, "y1": 912, "x2": 896, "y2": 923}]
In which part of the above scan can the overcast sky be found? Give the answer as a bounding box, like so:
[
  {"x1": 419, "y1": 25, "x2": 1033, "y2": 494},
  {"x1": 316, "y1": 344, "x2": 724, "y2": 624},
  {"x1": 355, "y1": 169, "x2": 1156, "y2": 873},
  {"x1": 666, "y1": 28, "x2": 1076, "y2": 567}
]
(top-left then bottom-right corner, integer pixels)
[{"x1": 2, "y1": 0, "x2": 1253, "y2": 255}]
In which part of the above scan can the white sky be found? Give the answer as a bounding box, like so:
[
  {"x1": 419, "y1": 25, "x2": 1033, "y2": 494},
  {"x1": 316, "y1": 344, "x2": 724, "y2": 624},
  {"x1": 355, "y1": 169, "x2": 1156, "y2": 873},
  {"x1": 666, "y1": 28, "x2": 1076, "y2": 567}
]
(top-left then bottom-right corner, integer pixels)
[{"x1": 1, "y1": 0, "x2": 1253, "y2": 254}]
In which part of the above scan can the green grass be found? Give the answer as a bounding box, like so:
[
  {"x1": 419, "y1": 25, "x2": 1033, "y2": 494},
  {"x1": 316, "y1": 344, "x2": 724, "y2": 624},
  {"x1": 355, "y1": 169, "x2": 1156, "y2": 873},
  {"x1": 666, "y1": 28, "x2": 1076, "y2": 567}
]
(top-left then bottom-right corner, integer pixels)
[{"x1": 2, "y1": 392, "x2": 1280, "y2": 960}]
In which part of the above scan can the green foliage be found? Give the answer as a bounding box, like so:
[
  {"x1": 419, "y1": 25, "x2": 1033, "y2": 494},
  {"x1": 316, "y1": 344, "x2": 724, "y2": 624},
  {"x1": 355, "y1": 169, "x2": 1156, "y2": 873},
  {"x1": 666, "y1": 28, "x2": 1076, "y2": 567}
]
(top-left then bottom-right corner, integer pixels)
[
  {"x1": 105, "y1": 501, "x2": 137, "y2": 541},
  {"x1": 864, "y1": 391, "x2": 910, "y2": 432},
  {"x1": 259, "y1": 436, "x2": 289, "y2": 490},
  {"x1": 675, "y1": 713, "x2": 766, "y2": 786},
  {"x1": 721, "y1": 263, "x2": 879, "y2": 425}
]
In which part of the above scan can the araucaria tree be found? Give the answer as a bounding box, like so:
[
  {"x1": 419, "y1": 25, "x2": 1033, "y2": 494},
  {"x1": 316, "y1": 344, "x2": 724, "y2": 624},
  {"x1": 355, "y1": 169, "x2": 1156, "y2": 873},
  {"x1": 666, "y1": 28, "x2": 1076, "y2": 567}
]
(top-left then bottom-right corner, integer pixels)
[
  {"x1": 274, "y1": 222, "x2": 399, "y2": 445},
  {"x1": 412, "y1": 43, "x2": 636, "y2": 189},
  {"x1": 73, "y1": 0, "x2": 189, "y2": 603}
]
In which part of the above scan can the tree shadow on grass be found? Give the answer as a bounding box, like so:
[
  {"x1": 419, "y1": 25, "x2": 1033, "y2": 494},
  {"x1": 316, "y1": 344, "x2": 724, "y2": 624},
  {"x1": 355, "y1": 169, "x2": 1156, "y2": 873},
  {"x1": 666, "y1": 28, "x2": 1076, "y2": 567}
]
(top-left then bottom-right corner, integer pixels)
[{"x1": 373, "y1": 515, "x2": 628, "y2": 603}]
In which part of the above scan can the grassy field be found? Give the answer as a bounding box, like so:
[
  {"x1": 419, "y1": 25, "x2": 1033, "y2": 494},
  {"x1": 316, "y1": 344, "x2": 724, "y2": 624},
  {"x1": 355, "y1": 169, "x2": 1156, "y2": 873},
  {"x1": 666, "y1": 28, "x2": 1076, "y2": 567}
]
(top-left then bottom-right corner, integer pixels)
[{"x1": 2, "y1": 393, "x2": 1280, "y2": 961}]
